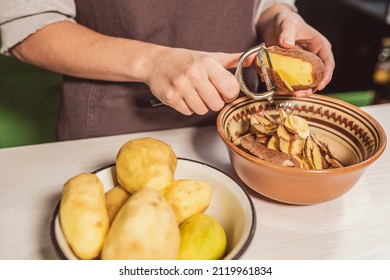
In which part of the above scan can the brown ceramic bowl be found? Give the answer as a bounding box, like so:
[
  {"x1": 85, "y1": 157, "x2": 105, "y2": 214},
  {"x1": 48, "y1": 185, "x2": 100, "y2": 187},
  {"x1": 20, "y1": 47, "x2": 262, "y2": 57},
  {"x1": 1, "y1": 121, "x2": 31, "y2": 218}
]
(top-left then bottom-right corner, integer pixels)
[{"x1": 217, "y1": 94, "x2": 387, "y2": 205}]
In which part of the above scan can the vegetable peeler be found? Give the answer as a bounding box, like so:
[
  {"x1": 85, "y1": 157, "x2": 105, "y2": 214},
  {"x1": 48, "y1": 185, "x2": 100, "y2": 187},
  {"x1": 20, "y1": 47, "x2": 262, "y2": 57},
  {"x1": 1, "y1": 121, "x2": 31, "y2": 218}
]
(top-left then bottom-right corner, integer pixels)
[{"x1": 235, "y1": 43, "x2": 278, "y2": 103}]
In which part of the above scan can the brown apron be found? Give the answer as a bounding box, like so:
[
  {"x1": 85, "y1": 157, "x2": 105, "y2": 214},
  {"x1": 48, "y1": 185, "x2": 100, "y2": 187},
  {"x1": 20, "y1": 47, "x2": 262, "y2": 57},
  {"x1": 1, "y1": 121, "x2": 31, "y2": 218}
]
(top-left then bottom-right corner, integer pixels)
[{"x1": 58, "y1": 0, "x2": 261, "y2": 140}]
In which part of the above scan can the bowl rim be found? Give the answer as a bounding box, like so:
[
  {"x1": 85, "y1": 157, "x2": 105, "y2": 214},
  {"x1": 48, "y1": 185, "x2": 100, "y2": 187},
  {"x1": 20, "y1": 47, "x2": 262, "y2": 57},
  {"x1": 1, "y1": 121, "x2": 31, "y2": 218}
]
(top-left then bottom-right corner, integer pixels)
[
  {"x1": 217, "y1": 94, "x2": 387, "y2": 174},
  {"x1": 50, "y1": 157, "x2": 257, "y2": 260}
]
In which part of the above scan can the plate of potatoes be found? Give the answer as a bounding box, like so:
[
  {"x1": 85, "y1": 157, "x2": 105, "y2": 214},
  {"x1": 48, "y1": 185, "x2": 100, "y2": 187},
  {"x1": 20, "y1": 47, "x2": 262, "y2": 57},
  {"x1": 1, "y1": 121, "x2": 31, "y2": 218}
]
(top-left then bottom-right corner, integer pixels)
[{"x1": 51, "y1": 137, "x2": 256, "y2": 260}]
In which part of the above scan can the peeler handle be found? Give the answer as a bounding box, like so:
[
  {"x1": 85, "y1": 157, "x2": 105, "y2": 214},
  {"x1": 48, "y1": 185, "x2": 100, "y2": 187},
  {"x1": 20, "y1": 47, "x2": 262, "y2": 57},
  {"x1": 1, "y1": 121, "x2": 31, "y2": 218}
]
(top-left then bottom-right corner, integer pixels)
[{"x1": 235, "y1": 44, "x2": 277, "y2": 102}]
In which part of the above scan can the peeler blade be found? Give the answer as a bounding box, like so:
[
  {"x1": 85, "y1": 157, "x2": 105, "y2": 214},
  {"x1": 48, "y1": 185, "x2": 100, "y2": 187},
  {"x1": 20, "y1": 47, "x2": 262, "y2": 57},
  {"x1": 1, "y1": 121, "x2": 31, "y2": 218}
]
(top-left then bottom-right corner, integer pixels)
[
  {"x1": 257, "y1": 44, "x2": 278, "y2": 102},
  {"x1": 235, "y1": 43, "x2": 278, "y2": 102}
]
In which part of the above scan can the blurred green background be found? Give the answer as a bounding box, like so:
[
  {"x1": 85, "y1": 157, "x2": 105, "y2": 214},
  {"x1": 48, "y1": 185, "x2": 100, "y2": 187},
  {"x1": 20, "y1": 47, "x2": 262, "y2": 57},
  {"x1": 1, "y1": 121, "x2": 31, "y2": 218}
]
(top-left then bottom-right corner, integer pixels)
[{"x1": 0, "y1": 53, "x2": 62, "y2": 148}]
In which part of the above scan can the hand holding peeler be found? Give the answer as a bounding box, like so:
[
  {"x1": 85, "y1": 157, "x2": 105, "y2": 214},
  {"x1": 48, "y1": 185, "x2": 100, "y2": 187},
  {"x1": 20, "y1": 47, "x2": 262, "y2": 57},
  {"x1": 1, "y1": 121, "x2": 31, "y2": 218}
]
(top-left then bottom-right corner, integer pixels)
[{"x1": 150, "y1": 43, "x2": 278, "y2": 107}]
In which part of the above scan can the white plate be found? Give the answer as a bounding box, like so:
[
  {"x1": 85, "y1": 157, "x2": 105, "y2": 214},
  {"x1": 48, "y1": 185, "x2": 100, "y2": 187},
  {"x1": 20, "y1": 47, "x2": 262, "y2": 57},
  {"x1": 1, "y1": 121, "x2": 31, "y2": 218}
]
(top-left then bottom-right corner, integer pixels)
[{"x1": 51, "y1": 158, "x2": 256, "y2": 260}]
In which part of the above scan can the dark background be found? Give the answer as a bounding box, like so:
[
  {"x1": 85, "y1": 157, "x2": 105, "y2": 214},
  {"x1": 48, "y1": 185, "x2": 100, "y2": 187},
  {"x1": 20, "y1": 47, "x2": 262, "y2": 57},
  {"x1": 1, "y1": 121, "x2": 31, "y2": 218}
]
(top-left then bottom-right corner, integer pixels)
[{"x1": 296, "y1": 0, "x2": 390, "y2": 101}]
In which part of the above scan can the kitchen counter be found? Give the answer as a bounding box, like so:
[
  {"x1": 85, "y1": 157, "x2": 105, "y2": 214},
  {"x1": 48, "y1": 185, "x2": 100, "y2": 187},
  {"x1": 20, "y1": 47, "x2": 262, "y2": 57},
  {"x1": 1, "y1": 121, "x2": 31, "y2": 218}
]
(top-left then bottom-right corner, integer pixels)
[{"x1": 0, "y1": 103, "x2": 389, "y2": 260}]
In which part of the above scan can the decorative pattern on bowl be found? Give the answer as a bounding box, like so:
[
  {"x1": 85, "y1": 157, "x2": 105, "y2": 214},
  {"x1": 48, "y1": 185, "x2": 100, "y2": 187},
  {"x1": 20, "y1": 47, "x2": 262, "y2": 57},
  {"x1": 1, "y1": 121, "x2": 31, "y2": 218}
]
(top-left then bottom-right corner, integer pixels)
[{"x1": 217, "y1": 94, "x2": 387, "y2": 204}]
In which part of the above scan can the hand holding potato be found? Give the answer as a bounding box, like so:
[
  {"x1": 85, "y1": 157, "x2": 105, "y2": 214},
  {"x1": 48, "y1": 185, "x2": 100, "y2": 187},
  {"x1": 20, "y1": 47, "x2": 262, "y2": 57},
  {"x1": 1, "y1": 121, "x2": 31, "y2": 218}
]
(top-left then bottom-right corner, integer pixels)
[
  {"x1": 256, "y1": 46, "x2": 325, "y2": 94},
  {"x1": 257, "y1": 5, "x2": 334, "y2": 97}
]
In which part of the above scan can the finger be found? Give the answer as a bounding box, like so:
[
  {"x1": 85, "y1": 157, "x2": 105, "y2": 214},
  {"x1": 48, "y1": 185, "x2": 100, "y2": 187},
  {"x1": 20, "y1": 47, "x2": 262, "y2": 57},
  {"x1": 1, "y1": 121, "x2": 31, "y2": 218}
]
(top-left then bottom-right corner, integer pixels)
[
  {"x1": 172, "y1": 99, "x2": 194, "y2": 116},
  {"x1": 278, "y1": 19, "x2": 297, "y2": 48},
  {"x1": 175, "y1": 76, "x2": 209, "y2": 115},
  {"x1": 292, "y1": 88, "x2": 314, "y2": 98},
  {"x1": 241, "y1": 52, "x2": 259, "y2": 68},
  {"x1": 316, "y1": 46, "x2": 335, "y2": 91},
  {"x1": 196, "y1": 56, "x2": 240, "y2": 103},
  {"x1": 160, "y1": 90, "x2": 194, "y2": 115},
  {"x1": 183, "y1": 61, "x2": 226, "y2": 112},
  {"x1": 213, "y1": 52, "x2": 242, "y2": 69},
  {"x1": 209, "y1": 67, "x2": 240, "y2": 103},
  {"x1": 183, "y1": 89, "x2": 209, "y2": 115},
  {"x1": 156, "y1": 86, "x2": 195, "y2": 116},
  {"x1": 194, "y1": 81, "x2": 225, "y2": 112}
]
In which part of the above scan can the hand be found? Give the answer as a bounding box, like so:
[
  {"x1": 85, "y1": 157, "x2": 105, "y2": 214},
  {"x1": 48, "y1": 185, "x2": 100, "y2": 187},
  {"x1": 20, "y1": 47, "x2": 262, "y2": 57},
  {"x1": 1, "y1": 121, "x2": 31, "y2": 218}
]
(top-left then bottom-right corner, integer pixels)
[
  {"x1": 258, "y1": 6, "x2": 335, "y2": 97},
  {"x1": 142, "y1": 47, "x2": 244, "y2": 115}
]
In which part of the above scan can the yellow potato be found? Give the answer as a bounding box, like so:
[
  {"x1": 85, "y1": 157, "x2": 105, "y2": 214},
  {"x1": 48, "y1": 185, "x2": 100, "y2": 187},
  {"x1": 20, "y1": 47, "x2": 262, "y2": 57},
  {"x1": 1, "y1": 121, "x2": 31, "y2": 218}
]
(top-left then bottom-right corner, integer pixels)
[
  {"x1": 101, "y1": 188, "x2": 180, "y2": 260},
  {"x1": 116, "y1": 137, "x2": 177, "y2": 193},
  {"x1": 178, "y1": 214, "x2": 227, "y2": 260},
  {"x1": 105, "y1": 185, "x2": 131, "y2": 223},
  {"x1": 59, "y1": 173, "x2": 109, "y2": 260},
  {"x1": 256, "y1": 45, "x2": 325, "y2": 94},
  {"x1": 164, "y1": 179, "x2": 212, "y2": 224}
]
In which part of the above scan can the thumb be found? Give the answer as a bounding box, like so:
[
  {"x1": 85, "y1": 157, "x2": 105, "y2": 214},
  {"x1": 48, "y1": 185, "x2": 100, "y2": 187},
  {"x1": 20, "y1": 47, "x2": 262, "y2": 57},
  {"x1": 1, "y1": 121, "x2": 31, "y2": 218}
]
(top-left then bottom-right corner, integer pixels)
[
  {"x1": 213, "y1": 52, "x2": 242, "y2": 69},
  {"x1": 213, "y1": 52, "x2": 256, "y2": 69},
  {"x1": 278, "y1": 22, "x2": 297, "y2": 48}
]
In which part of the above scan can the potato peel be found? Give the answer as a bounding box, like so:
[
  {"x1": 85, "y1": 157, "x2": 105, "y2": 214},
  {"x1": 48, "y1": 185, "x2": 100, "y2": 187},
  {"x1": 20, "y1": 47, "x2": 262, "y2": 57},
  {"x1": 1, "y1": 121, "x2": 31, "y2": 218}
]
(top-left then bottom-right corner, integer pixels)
[{"x1": 233, "y1": 108, "x2": 344, "y2": 169}]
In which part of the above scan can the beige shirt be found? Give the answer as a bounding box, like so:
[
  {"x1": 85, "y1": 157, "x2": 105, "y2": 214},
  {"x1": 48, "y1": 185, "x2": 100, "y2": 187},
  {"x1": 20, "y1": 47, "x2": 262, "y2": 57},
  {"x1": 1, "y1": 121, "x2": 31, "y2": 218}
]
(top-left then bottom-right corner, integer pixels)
[{"x1": 0, "y1": 0, "x2": 296, "y2": 55}]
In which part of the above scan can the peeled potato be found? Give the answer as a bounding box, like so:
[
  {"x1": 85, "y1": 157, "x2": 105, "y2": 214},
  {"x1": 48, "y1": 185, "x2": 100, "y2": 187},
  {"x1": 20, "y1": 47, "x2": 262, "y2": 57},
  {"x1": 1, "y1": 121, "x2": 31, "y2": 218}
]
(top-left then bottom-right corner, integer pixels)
[
  {"x1": 101, "y1": 188, "x2": 180, "y2": 260},
  {"x1": 59, "y1": 173, "x2": 109, "y2": 260},
  {"x1": 178, "y1": 214, "x2": 227, "y2": 260},
  {"x1": 116, "y1": 137, "x2": 177, "y2": 193},
  {"x1": 105, "y1": 185, "x2": 131, "y2": 223},
  {"x1": 256, "y1": 45, "x2": 325, "y2": 94},
  {"x1": 164, "y1": 179, "x2": 212, "y2": 224}
]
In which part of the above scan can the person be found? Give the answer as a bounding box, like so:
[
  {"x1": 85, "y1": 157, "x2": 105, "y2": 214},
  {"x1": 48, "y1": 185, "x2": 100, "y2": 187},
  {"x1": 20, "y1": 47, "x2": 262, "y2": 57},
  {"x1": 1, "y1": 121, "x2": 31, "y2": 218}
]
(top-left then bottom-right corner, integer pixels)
[{"x1": 0, "y1": 0, "x2": 334, "y2": 141}]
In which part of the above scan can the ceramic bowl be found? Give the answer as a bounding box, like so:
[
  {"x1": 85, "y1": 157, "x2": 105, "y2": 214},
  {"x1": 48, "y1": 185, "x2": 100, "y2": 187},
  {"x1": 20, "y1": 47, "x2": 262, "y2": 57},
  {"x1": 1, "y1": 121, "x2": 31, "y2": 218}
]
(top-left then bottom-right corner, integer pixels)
[
  {"x1": 51, "y1": 158, "x2": 256, "y2": 260},
  {"x1": 217, "y1": 94, "x2": 387, "y2": 205}
]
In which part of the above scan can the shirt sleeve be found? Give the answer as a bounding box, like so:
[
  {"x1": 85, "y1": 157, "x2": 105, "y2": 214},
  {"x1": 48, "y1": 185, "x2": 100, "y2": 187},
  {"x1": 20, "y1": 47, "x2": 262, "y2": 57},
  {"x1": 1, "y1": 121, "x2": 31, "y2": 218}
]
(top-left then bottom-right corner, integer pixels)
[
  {"x1": 255, "y1": 0, "x2": 298, "y2": 23},
  {"x1": 0, "y1": 0, "x2": 76, "y2": 55},
  {"x1": 262, "y1": 0, "x2": 297, "y2": 12}
]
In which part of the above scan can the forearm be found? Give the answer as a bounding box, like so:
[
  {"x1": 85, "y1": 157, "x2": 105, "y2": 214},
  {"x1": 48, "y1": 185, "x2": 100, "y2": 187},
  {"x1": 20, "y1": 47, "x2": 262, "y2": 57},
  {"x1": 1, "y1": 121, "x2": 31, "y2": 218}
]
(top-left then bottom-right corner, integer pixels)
[{"x1": 11, "y1": 21, "x2": 158, "y2": 82}]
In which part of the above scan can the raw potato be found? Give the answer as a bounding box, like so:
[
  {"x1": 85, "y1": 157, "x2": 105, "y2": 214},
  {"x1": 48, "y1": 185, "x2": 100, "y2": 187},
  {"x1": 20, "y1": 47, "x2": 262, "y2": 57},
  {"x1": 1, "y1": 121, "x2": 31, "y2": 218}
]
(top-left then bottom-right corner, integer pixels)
[
  {"x1": 59, "y1": 173, "x2": 109, "y2": 260},
  {"x1": 101, "y1": 188, "x2": 180, "y2": 260},
  {"x1": 105, "y1": 185, "x2": 131, "y2": 223},
  {"x1": 178, "y1": 214, "x2": 227, "y2": 260},
  {"x1": 116, "y1": 137, "x2": 178, "y2": 193},
  {"x1": 256, "y1": 45, "x2": 325, "y2": 94},
  {"x1": 164, "y1": 179, "x2": 212, "y2": 224}
]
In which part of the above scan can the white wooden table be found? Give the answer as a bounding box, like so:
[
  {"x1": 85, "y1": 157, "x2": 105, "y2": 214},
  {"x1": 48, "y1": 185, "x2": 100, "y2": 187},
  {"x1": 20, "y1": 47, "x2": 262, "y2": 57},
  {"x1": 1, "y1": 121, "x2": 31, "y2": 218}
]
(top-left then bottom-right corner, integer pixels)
[{"x1": 1, "y1": 103, "x2": 389, "y2": 260}]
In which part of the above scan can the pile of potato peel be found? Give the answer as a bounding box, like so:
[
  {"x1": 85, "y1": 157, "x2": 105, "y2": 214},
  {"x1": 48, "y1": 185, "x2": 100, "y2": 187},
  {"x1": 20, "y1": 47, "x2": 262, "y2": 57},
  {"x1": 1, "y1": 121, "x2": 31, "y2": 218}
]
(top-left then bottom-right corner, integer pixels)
[
  {"x1": 59, "y1": 137, "x2": 227, "y2": 260},
  {"x1": 231, "y1": 108, "x2": 344, "y2": 169}
]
